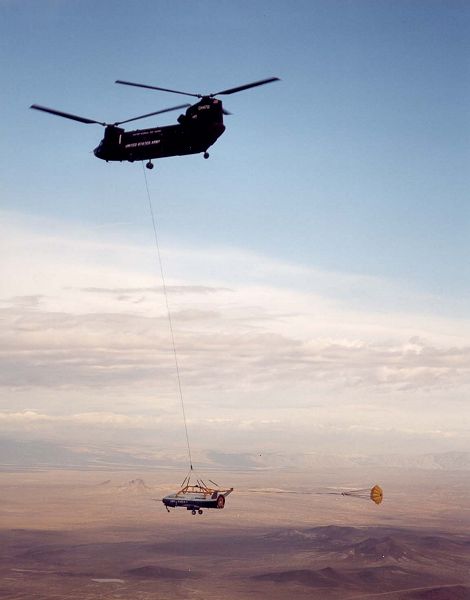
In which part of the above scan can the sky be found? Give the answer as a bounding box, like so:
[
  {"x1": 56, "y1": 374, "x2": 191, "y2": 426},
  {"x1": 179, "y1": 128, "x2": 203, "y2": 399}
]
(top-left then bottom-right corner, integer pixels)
[{"x1": 1, "y1": 0, "x2": 470, "y2": 462}]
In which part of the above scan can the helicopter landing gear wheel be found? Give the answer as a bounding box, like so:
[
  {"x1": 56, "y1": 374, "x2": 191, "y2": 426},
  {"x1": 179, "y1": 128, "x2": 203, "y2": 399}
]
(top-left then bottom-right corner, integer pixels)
[
  {"x1": 203, "y1": 152, "x2": 209, "y2": 159},
  {"x1": 198, "y1": 509, "x2": 203, "y2": 515},
  {"x1": 146, "y1": 161, "x2": 154, "y2": 170}
]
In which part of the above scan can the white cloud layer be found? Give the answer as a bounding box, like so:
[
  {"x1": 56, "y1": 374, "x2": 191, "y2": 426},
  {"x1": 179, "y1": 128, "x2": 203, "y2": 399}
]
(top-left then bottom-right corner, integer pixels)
[{"x1": 1, "y1": 211, "x2": 469, "y2": 454}]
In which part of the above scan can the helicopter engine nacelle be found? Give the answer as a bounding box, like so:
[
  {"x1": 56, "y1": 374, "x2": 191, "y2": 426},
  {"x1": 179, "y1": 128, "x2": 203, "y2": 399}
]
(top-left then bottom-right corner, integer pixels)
[{"x1": 186, "y1": 98, "x2": 223, "y2": 125}]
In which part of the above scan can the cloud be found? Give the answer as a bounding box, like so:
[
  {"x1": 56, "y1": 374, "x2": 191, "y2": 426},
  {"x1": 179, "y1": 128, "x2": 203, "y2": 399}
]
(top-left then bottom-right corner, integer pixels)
[
  {"x1": 0, "y1": 410, "x2": 162, "y2": 427},
  {"x1": 3, "y1": 295, "x2": 45, "y2": 308},
  {"x1": 2, "y1": 298, "x2": 470, "y2": 403},
  {"x1": 79, "y1": 285, "x2": 232, "y2": 295},
  {"x1": 2, "y1": 211, "x2": 470, "y2": 453}
]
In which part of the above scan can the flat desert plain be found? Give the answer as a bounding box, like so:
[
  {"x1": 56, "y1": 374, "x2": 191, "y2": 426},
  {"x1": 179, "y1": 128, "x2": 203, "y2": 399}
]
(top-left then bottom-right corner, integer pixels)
[{"x1": 0, "y1": 467, "x2": 469, "y2": 599}]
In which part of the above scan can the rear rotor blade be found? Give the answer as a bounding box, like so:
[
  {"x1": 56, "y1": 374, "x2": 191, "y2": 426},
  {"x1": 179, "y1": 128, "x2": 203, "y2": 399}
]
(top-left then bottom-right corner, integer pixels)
[
  {"x1": 116, "y1": 80, "x2": 201, "y2": 98},
  {"x1": 30, "y1": 104, "x2": 106, "y2": 125},
  {"x1": 212, "y1": 77, "x2": 280, "y2": 96},
  {"x1": 115, "y1": 104, "x2": 191, "y2": 125}
]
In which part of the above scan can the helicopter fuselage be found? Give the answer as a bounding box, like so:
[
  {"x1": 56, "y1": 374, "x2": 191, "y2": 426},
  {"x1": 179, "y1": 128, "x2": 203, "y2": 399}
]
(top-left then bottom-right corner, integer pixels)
[
  {"x1": 31, "y1": 76, "x2": 279, "y2": 167},
  {"x1": 94, "y1": 97, "x2": 225, "y2": 163}
]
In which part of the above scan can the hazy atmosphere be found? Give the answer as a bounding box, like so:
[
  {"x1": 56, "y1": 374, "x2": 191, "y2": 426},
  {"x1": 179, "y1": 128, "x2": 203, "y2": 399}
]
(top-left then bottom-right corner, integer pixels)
[
  {"x1": 2, "y1": 0, "x2": 469, "y2": 464},
  {"x1": 2, "y1": 3, "x2": 470, "y2": 599}
]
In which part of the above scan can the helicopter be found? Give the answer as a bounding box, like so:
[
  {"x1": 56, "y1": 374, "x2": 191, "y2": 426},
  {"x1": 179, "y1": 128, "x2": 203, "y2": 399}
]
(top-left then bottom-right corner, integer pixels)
[{"x1": 30, "y1": 77, "x2": 280, "y2": 169}]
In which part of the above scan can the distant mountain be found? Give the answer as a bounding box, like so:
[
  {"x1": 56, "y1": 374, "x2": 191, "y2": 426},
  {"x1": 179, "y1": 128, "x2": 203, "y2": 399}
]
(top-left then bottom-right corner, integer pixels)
[
  {"x1": 1, "y1": 436, "x2": 469, "y2": 472},
  {"x1": 207, "y1": 450, "x2": 470, "y2": 471},
  {"x1": 254, "y1": 565, "x2": 440, "y2": 593},
  {"x1": 255, "y1": 525, "x2": 469, "y2": 594},
  {"x1": 0, "y1": 437, "x2": 179, "y2": 470},
  {"x1": 263, "y1": 525, "x2": 470, "y2": 566},
  {"x1": 118, "y1": 478, "x2": 151, "y2": 493},
  {"x1": 399, "y1": 585, "x2": 470, "y2": 600},
  {"x1": 349, "y1": 536, "x2": 409, "y2": 561},
  {"x1": 206, "y1": 450, "x2": 358, "y2": 470},
  {"x1": 254, "y1": 566, "x2": 343, "y2": 589},
  {"x1": 353, "y1": 451, "x2": 470, "y2": 471},
  {"x1": 0, "y1": 438, "x2": 97, "y2": 469}
]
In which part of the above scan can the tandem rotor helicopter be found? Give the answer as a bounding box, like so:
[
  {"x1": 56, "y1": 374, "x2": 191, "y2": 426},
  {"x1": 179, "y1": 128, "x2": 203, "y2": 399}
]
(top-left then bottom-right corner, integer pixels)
[{"x1": 30, "y1": 77, "x2": 280, "y2": 169}]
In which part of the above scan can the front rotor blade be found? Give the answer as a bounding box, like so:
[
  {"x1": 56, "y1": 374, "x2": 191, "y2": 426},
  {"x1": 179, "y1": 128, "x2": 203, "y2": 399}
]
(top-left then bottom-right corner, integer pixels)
[
  {"x1": 30, "y1": 104, "x2": 105, "y2": 125},
  {"x1": 115, "y1": 104, "x2": 191, "y2": 125},
  {"x1": 213, "y1": 77, "x2": 280, "y2": 96},
  {"x1": 115, "y1": 80, "x2": 200, "y2": 98}
]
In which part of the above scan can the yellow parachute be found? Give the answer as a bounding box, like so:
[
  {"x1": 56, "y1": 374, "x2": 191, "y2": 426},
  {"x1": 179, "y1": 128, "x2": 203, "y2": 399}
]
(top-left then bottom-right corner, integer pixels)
[
  {"x1": 370, "y1": 484, "x2": 383, "y2": 505},
  {"x1": 340, "y1": 484, "x2": 383, "y2": 505},
  {"x1": 252, "y1": 484, "x2": 384, "y2": 506}
]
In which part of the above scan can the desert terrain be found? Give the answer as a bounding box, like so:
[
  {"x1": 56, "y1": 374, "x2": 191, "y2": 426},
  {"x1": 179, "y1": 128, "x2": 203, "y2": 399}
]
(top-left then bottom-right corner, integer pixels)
[{"x1": 0, "y1": 467, "x2": 469, "y2": 599}]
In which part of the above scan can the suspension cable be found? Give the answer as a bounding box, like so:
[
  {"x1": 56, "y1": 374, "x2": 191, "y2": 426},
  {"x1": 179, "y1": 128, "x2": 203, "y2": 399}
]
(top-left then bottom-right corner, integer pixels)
[{"x1": 142, "y1": 163, "x2": 193, "y2": 471}]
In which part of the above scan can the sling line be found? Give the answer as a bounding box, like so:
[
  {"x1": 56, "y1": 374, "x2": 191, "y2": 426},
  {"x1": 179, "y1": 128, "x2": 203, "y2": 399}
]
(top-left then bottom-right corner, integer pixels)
[{"x1": 142, "y1": 162, "x2": 193, "y2": 471}]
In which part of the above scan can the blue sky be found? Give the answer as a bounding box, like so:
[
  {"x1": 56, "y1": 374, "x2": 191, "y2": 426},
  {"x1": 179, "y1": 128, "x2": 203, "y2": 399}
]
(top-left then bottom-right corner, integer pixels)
[
  {"x1": 2, "y1": 0, "x2": 469, "y2": 292},
  {"x1": 1, "y1": 1, "x2": 470, "y2": 457}
]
